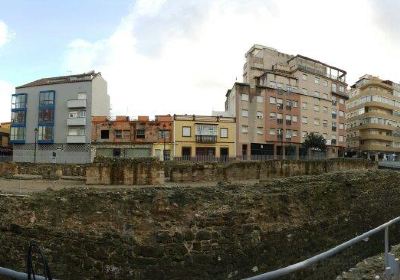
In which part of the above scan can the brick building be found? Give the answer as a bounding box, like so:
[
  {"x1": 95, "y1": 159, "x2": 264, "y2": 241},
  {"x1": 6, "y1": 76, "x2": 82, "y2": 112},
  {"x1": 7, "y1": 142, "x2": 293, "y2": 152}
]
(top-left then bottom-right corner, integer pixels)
[{"x1": 91, "y1": 115, "x2": 173, "y2": 160}]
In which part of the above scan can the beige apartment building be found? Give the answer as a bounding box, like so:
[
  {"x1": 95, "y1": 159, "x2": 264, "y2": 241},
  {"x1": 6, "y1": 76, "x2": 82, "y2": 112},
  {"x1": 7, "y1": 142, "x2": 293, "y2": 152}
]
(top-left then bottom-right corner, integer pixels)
[
  {"x1": 220, "y1": 44, "x2": 348, "y2": 159},
  {"x1": 346, "y1": 75, "x2": 400, "y2": 160}
]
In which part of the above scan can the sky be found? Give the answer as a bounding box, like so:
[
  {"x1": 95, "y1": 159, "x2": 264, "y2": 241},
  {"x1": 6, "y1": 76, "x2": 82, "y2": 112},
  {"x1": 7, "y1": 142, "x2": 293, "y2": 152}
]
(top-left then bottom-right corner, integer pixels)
[{"x1": 0, "y1": 0, "x2": 400, "y2": 122}]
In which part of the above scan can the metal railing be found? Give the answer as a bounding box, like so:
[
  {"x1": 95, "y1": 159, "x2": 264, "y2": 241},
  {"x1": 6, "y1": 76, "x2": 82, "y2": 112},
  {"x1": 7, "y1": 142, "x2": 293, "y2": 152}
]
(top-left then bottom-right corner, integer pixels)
[{"x1": 246, "y1": 216, "x2": 400, "y2": 280}]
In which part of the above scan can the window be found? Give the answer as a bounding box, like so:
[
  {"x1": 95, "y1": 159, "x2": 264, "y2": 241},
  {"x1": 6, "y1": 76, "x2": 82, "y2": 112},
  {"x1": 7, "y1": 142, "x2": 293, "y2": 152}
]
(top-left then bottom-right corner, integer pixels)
[
  {"x1": 269, "y1": 129, "x2": 275, "y2": 135},
  {"x1": 256, "y1": 96, "x2": 264, "y2": 103},
  {"x1": 302, "y1": 88, "x2": 307, "y2": 95},
  {"x1": 39, "y1": 108, "x2": 54, "y2": 123},
  {"x1": 10, "y1": 127, "x2": 25, "y2": 141},
  {"x1": 220, "y1": 128, "x2": 228, "y2": 138},
  {"x1": 339, "y1": 123, "x2": 344, "y2": 130},
  {"x1": 292, "y1": 116, "x2": 298, "y2": 122},
  {"x1": 115, "y1": 130, "x2": 122, "y2": 139},
  {"x1": 101, "y1": 130, "x2": 109, "y2": 139},
  {"x1": 339, "y1": 135, "x2": 344, "y2": 142},
  {"x1": 314, "y1": 118, "x2": 320, "y2": 126},
  {"x1": 11, "y1": 111, "x2": 26, "y2": 125},
  {"x1": 113, "y1": 148, "x2": 121, "y2": 158},
  {"x1": 68, "y1": 127, "x2": 85, "y2": 136},
  {"x1": 332, "y1": 83, "x2": 337, "y2": 93},
  {"x1": 332, "y1": 110, "x2": 337, "y2": 118},
  {"x1": 38, "y1": 125, "x2": 53, "y2": 141},
  {"x1": 136, "y1": 129, "x2": 145, "y2": 139},
  {"x1": 323, "y1": 80, "x2": 328, "y2": 87},
  {"x1": 315, "y1": 77, "x2": 320, "y2": 84},
  {"x1": 269, "y1": 112, "x2": 276, "y2": 119},
  {"x1": 314, "y1": 105, "x2": 320, "y2": 112},
  {"x1": 293, "y1": 130, "x2": 298, "y2": 137},
  {"x1": 302, "y1": 117, "x2": 308, "y2": 124},
  {"x1": 182, "y1": 126, "x2": 191, "y2": 137},
  {"x1": 323, "y1": 106, "x2": 328, "y2": 113},
  {"x1": 339, "y1": 110, "x2": 344, "y2": 117},
  {"x1": 339, "y1": 98, "x2": 345, "y2": 104},
  {"x1": 241, "y1": 109, "x2": 249, "y2": 117},
  {"x1": 302, "y1": 102, "x2": 307, "y2": 109},
  {"x1": 241, "y1": 93, "x2": 249, "y2": 101},
  {"x1": 69, "y1": 111, "x2": 78, "y2": 118},
  {"x1": 39, "y1": 91, "x2": 55, "y2": 106},
  {"x1": 256, "y1": 111, "x2": 263, "y2": 119},
  {"x1": 257, "y1": 127, "x2": 263, "y2": 135},
  {"x1": 314, "y1": 91, "x2": 320, "y2": 97},
  {"x1": 292, "y1": 101, "x2": 298, "y2": 108},
  {"x1": 302, "y1": 74, "x2": 307, "y2": 80},
  {"x1": 11, "y1": 94, "x2": 27, "y2": 109},
  {"x1": 241, "y1": 125, "x2": 248, "y2": 133},
  {"x1": 269, "y1": 97, "x2": 276, "y2": 104},
  {"x1": 78, "y1": 93, "x2": 87, "y2": 100},
  {"x1": 322, "y1": 93, "x2": 328, "y2": 99},
  {"x1": 196, "y1": 124, "x2": 217, "y2": 136},
  {"x1": 302, "y1": 131, "x2": 308, "y2": 138},
  {"x1": 323, "y1": 120, "x2": 328, "y2": 127},
  {"x1": 158, "y1": 130, "x2": 170, "y2": 139},
  {"x1": 339, "y1": 85, "x2": 345, "y2": 93},
  {"x1": 323, "y1": 133, "x2": 327, "y2": 139}
]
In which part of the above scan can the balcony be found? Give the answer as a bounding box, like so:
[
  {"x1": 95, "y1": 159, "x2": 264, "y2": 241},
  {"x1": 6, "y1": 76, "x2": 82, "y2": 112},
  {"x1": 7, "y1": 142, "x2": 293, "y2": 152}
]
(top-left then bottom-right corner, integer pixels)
[
  {"x1": 67, "y1": 135, "x2": 86, "y2": 143},
  {"x1": 67, "y1": 99, "x2": 87, "y2": 108},
  {"x1": 67, "y1": 117, "x2": 86, "y2": 126},
  {"x1": 195, "y1": 135, "x2": 217, "y2": 144}
]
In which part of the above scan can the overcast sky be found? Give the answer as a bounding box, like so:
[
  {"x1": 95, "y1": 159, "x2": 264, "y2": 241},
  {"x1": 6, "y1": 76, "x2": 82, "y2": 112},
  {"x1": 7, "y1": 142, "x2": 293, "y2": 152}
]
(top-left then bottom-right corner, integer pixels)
[{"x1": 0, "y1": 0, "x2": 399, "y2": 122}]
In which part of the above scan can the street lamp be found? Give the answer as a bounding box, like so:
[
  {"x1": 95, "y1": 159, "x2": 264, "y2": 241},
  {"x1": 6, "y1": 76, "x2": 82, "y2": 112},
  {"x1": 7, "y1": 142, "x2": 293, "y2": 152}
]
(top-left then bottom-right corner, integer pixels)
[{"x1": 34, "y1": 128, "x2": 38, "y2": 163}]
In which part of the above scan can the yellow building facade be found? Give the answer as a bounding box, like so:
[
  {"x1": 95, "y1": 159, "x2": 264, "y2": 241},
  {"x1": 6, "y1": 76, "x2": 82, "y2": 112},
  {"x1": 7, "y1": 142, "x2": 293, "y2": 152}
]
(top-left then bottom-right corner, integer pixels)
[
  {"x1": 0, "y1": 122, "x2": 11, "y2": 150},
  {"x1": 173, "y1": 115, "x2": 236, "y2": 159}
]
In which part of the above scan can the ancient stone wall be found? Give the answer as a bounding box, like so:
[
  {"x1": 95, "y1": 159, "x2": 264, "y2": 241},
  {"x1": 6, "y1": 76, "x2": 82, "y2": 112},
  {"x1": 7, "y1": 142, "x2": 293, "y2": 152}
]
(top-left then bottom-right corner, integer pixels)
[
  {"x1": 169, "y1": 159, "x2": 377, "y2": 182},
  {"x1": 0, "y1": 162, "x2": 86, "y2": 178},
  {"x1": 0, "y1": 170, "x2": 399, "y2": 279},
  {"x1": 86, "y1": 158, "x2": 165, "y2": 185}
]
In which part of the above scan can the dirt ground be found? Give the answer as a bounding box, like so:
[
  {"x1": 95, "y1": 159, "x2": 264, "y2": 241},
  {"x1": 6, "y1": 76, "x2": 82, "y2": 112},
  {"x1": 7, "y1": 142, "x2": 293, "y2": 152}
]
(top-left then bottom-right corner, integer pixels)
[{"x1": 0, "y1": 178, "x2": 260, "y2": 194}]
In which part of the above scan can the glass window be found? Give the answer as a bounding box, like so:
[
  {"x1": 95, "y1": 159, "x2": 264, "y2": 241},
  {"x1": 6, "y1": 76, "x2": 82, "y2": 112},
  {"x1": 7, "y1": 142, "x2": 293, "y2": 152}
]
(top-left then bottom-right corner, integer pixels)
[
  {"x1": 68, "y1": 127, "x2": 85, "y2": 136},
  {"x1": 314, "y1": 118, "x2": 320, "y2": 125},
  {"x1": 136, "y1": 129, "x2": 145, "y2": 138},
  {"x1": 302, "y1": 117, "x2": 308, "y2": 124},
  {"x1": 101, "y1": 130, "x2": 109, "y2": 139},
  {"x1": 115, "y1": 130, "x2": 122, "y2": 139},
  {"x1": 292, "y1": 116, "x2": 298, "y2": 122},
  {"x1": 256, "y1": 96, "x2": 264, "y2": 103},
  {"x1": 39, "y1": 91, "x2": 55, "y2": 106},
  {"x1": 332, "y1": 83, "x2": 337, "y2": 93},
  {"x1": 220, "y1": 128, "x2": 228, "y2": 138},
  {"x1": 79, "y1": 110, "x2": 86, "y2": 118},
  {"x1": 256, "y1": 111, "x2": 263, "y2": 119},
  {"x1": 315, "y1": 77, "x2": 320, "y2": 84},
  {"x1": 257, "y1": 127, "x2": 263, "y2": 135},
  {"x1": 302, "y1": 102, "x2": 307, "y2": 109},
  {"x1": 69, "y1": 111, "x2": 78, "y2": 118},
  {"x1": 241, "y1": 109, "x2": 249, "y2": 117},
  {"x1": 10, "y1": 127, "x2": 25, "y2": 141},
  {"x1": 38, "y1": 126, "x2": 53, "y2": 141},
  {"x1": 158, "y1": 130, "x2": 170, "y2": 139},
  {"x1": 269, "y1": 97, "x2": 276, "y2": 104},
  {"x1": 269, "y1": 112, "x2": 276, "y2": 119},
  {"x1": 302, "y1": 74, "x2": 307, "y2": 80},
  {"x1": 11, "y1": 111, "x2": 26, "y2": 125},
  {"x1": 269, "y1": 129, "x2": 275, "y2": 135},
  {"x1": 78, "y1": 93, "x2": 87, "y2": 100},
  {"x1": 241, "y1": 93, "x2": 249, "y2": 101},
  {"x1": 182, "y1": 126, "x2": 191, "y2": 137},
  {"x1": 196, "y1": 124, "x2": 217, "y2": 136},
  {"x1": 39, "y1": 109, "x2": 54, "y2": 123},
  {"x1": 241, "y1": 125, "x2": 248, "y2": 133},
  {"x1": 314, "y1": 105, "x2": 320, "y2": 112},
  {"x1": 323, "y1": 80, "x2": 328, "y2": 87},
  {"x1": 11, "y1": 94, "x2": 27, "y2": 109}
]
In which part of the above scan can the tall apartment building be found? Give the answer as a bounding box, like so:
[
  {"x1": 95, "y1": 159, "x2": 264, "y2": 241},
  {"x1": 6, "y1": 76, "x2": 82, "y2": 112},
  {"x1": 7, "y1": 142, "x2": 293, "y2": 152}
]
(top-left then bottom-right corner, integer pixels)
[
  {"x1": 346, "y1": 75, "x2": 400, "y2": 160},
  {"x1": 91, "y1": 115, "x2": 173, "y2": 160},
  {"x1": 11, "y1": 71, "x2": 110, "y2": 163},
  {"x1": 222, "y1": 45, "x2": 348, "y2": 158}
]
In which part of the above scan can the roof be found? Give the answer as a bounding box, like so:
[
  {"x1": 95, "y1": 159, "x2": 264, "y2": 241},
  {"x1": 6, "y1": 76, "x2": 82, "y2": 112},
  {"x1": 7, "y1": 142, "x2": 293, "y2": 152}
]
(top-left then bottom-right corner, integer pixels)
[
  {"x1": 16, "y1": 71, "x2": 101, "y2": 89},
  {"x1": 287, "y1": 55, "x2": 346, "y2": 75}
]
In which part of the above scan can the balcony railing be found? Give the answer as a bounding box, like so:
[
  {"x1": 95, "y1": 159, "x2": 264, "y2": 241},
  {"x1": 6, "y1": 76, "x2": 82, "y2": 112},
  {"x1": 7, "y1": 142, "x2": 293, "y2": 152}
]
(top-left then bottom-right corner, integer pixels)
[
  {"x1": 67, "y1": 135, "x2": 86, "y2": 143},
  {"x1": 67, "y1": 99, "x2": 87, "y2": 108},
  {"x1": 67, "y1": 117, "x2": 86, "y2": 126},
  {"x1": 195, "y1": 135, "x2": 217, "y2": 143}
]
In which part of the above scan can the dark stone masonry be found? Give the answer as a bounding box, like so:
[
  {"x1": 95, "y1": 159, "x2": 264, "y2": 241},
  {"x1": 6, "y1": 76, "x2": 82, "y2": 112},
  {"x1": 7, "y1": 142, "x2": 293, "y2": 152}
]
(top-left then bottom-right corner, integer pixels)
[{"x1": 0, "y1": 169, "x2": 400, "y2": 279}]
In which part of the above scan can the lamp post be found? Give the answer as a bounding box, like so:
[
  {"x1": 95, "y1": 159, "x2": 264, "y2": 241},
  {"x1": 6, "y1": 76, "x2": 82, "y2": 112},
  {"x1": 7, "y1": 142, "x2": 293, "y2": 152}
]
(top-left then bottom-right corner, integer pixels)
[{"x1": 34, "y1": 128, "x2": 38, "y2": 163}]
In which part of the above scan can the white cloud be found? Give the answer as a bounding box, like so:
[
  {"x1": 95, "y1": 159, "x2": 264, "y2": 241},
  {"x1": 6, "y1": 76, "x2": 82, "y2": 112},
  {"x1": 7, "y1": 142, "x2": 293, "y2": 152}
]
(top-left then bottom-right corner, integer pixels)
[
  {"x1": 0, "y1": 80, "x2": 13, "y2": 122},
  {"x1": 63, "y1": 0, "x2": 400, "y2": 117},
  {"x1": 0, "y1": 20, "x2": 13, "y2": 47}
]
